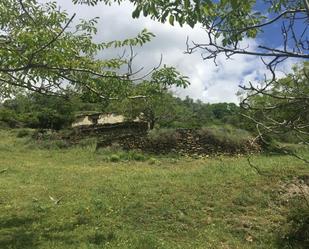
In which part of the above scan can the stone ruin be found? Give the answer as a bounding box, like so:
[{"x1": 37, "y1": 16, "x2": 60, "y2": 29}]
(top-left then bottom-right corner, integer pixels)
[
  {"x1": 70, "y1": 113, "x2": 260, "y2": 155},
  {"x1": 72, "y1": 112, "x2": 145, "y2": 128}
]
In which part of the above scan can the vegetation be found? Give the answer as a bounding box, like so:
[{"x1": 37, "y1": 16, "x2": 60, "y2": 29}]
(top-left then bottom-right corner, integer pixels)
[
  {"x1": 79, "y1": 0, "x2": 309, "y2": 146},
  {"x1": 0, "y1": 91, "x2": 245, "y2": 130},
  {"x1": 0, "y1": 129, "x2": 308, "y2": 249},
  {"x1": 143, "y1": 125, "x2": 257, "y2": 155},
  {"x1": 1, "y1": 1, "x2": 308, "y2": 248},
  {"x1": 79, "y1": 0, "x2": 309, "y2": 59},
  {"x1": 241, "y1": 62, "x2": 309, "y2": 145},
  {"x1": 0, "y1": 0, "x2": 155, "y2": 99},
  {"x1": 197, "y1": 125, "x2": 253, "y2": 149},
  {"x1": 0, "y1": 94, "x2": 80, "y2": 130},
  {"x1": 2, "y1": 0, "x2": 308, "y2": 143}
]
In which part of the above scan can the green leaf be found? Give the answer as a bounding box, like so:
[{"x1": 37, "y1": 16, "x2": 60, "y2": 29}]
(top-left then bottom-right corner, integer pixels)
[{"x1": 169, "y1": 15, "x2": 174, "y2": 25}]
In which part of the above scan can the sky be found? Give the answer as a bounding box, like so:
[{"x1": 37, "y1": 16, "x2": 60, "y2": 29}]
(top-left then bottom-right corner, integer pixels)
[{"x1": 51, "y1": 0, "x2": 298, "y2": 104}]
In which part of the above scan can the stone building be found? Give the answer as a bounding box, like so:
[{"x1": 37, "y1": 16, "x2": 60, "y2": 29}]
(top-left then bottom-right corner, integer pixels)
[{"x1": 72, "y1": 113, "x2": 145, "y2": 128}]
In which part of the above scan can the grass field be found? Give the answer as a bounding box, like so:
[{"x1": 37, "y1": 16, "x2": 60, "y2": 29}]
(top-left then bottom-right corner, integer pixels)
[{"x1": 0, "y1": 129, "x2": 308, "y2": 249}]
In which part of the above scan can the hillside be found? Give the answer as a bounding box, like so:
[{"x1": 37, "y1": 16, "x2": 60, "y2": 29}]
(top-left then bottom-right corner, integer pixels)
[{"x1": 0, "y1": 129, "x2": 308, "y2": 249}]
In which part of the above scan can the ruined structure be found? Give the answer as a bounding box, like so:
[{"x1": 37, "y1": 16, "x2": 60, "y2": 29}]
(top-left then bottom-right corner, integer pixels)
[
  {"x1": 71, "y1": 113, "x2": 260, "y2": 155},
  {"x1": 71, "y1": 112, "x2": 149, "y2": 141},
  {"x1": 72, "y1": 113, "x2": 144, "y2": 128}
]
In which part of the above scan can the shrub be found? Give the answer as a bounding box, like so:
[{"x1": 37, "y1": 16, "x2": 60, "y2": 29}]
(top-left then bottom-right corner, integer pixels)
[
  {"x1": 36, "y1": 139, "x2": 70, "y2": 150},
  {"x1": 31, "y1": 129, "x2": 57, "y2": 140},
  {"x1": 34, "y1": 110, "x2": 72, "y2": 130},
  {"x1": 133, "y1": 152, "x2": 146, "y2": 161},
  {"x1": 127, "y1": 150, "x2": 147, "y2": 161},
  {"x1": 16, "y1": 129, "x2": 31, "y2": 138},
  {"x1": 96, "y1": 147, "x2": 149, "y2": 162},
  {"x1": 26, "y1": 130, "x2": 70, "y2": 149},
  {"x1": 147, "y1": 128, "x2": 180, "y2": 148},
  {"x1": 0, "y1": 121, "x2": 9, "y2": 129},
  {"x1": 148, "y1": 158, "x2": 157, "y2": 165},
  {"x1": 20, "y1": 113, "x2": 40, "y2": 128},
  {"x1": 78, "y1": 138, "x2": 97, "y2": 148},
  {"x1": 0, "y1": 109, "x2": 20, "y2": 128},
  {"x1": 198, "y1": 125, "x2": 254, "y2": 153},
  {"x1": 109, "y1": 154, "x2": 121, "y2": 162},
  {"x1": 53, "y1": 140, "x2": 70, "y2": 149},
  {"x1": 278, "y1": 199, "x2": 309, "y2": 248}
]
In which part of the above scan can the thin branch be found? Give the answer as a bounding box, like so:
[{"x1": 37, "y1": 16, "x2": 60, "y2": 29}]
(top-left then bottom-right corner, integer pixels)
[
  {"x1": 19, "y1": 0, "x2": 35, "y2": 23},
  {"x1": 29, "y1": 14, "x2": 76, "y2": 60}
]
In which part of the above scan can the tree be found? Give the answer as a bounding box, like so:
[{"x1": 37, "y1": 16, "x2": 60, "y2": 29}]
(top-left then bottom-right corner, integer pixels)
[
  {"x1": 0, "y1": 0, "x2": 155, "y2": 100},
  {"x1": 78, "y1": 0, "x2": 309, "y2": 147},
  {"x1": 77, "y1": 0, "x2": 309, "y2": 61},
  {"x1": 107, "y1": 65, "x2": 190, "y2": 129},
  {"x1": 241, "y1": 62, "x2": 309, "y2": 145},
  {"x1": 1, "y1": 92, "x2": 83, "y2": 129}
]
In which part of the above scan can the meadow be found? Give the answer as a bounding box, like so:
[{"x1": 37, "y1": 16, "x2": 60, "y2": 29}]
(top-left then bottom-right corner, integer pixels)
[{"x1": 0, "y1": 129, "x2": 308, "y2": 249}]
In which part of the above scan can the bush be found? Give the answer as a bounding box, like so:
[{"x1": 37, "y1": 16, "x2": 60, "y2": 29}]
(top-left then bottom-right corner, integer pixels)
[
  {"x1": 109, "y1": 154, "x2": 120, "y2": 162},
  {"x1": 1, "y1": 93, "x2": 77, "y2": 130},
  {"x1": 0, "y1": 121, "x2": 9, "y2": 129},
  {"x1": 17, "y1": 112, "x2": 39, "y2": 128},
  {"x1": 16, "y1": 129, "x2": 32, "y2": 138},
  {"x1": 198, "y1": 125, "x2": 254, "y2": 153},
  {"x1": 0, "y1": 109, "x2": 20, "y2": 128},
  {"x1": 147, "y1": 128, "x2": 180, "y2": 147},
  {"x1": 31, "y1": 129, "x2": 56, "y2": 140},
  {"x1": 278, "y1": 200, "x2": 309, "y2": 248},
  {"x1": 143, "y1": 126, "x2": 258, "y2": 154},
  {"x1": 127, "y1": 150, "x2": 146, "y2": 161},
  {"x1": 148, "y1": 158, "x2": 157, "y2": 165},
  {"x1": 52, "y1": 140, "x2": 70, "y2": 149},
  {"x1": 78, "y1": 138, "x2": 97, "y2": 148},
  {"x1": 26, "y1": 129, "x2": 70, "y2": 150},
  {"x1": 96, "y1": 146, "x2": 149, "y2": 162},
  {"x1": 31, "y1": 139, "x2": 70, "y2": 150}
]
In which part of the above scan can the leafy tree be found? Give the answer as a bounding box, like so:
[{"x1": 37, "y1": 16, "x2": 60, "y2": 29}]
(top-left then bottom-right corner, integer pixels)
[
  {"x1": 79, "y1": 0, "x2": 309, "y2": 146},
  {"x1": 77, "y1": 0, "x2": 309, "y2": 61},
  {"x1": 107, "y1": 65, "x2": 190, "y2": 129},
  {"x1": 1, "y1": 93, "x2": 84, "y2": 129},
  {"x1": 0, "y1": 0, "x2": 154, "y2": 99},
  {"x1": 241, "y1": 62, "x2": 309, "y2": 144},
  {"x1": 106, "y1": 66, "x2": 246, "y2": 130}
]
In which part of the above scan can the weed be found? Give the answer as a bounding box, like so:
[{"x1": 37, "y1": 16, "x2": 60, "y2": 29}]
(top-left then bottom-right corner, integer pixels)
[
  {"x1": 148, "y1": 158, "x2": 157, "y2": 165},
  {"x1": 16, "y1": 129, "x2": 32, "y2": 138},
  {"x1": 109, "y1": 154, "x2": 121, "y2": 162},
  {"x1": 278, "y1": 199, "x2": 309, "y2": 248}
]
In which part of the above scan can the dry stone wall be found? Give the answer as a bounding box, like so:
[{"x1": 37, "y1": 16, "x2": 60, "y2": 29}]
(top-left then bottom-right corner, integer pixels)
[{"x1": 93, "y1": 128, "x2": 260, "y2": 155}]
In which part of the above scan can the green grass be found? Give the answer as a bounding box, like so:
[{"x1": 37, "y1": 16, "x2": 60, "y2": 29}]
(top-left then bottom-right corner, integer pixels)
[{"x1": 0, "y1": 129, "x2": 308, "y2": 249}]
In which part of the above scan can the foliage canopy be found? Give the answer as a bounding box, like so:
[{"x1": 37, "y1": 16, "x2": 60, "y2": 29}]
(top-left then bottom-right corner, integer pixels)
[
  {"x1": 0, "y1": 0, "x2": 155, "y2": 99},
  {"x1": 77, "y1": 0, "x2": 309, "y2": 147}
]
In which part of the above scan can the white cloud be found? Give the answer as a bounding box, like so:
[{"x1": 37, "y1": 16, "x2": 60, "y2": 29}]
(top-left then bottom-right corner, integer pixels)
[{"x1": 42, "y1": 0, "x2": 295, "y2": 104}]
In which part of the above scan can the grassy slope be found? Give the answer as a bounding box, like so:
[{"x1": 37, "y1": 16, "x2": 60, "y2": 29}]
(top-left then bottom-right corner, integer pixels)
[{"x1": 0, "y1": 130, "x2": 308, "y2": 249}]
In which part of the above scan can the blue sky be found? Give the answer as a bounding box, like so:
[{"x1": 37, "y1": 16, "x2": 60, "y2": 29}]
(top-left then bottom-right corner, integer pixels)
[
  {"x1": 254, "y1": 1, "x2": 307, "y2": 50},
  {"x1": 48, "y1": 0, "x2": 301, "y2": 103}
]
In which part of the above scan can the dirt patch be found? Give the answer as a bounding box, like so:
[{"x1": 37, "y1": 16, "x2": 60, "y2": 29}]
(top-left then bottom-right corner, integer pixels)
[{"x1": 279, "y1": 175, "x2": 309, "y2": 200}]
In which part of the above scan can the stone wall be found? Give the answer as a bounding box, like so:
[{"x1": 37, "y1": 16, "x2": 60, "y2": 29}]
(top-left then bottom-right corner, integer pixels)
[
  {"x1": 71, "y1": 121, "x2": 149, "y2": 142},
  {"x1": 95, "y1": 128, "x2": 260, "y2": 155}
]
